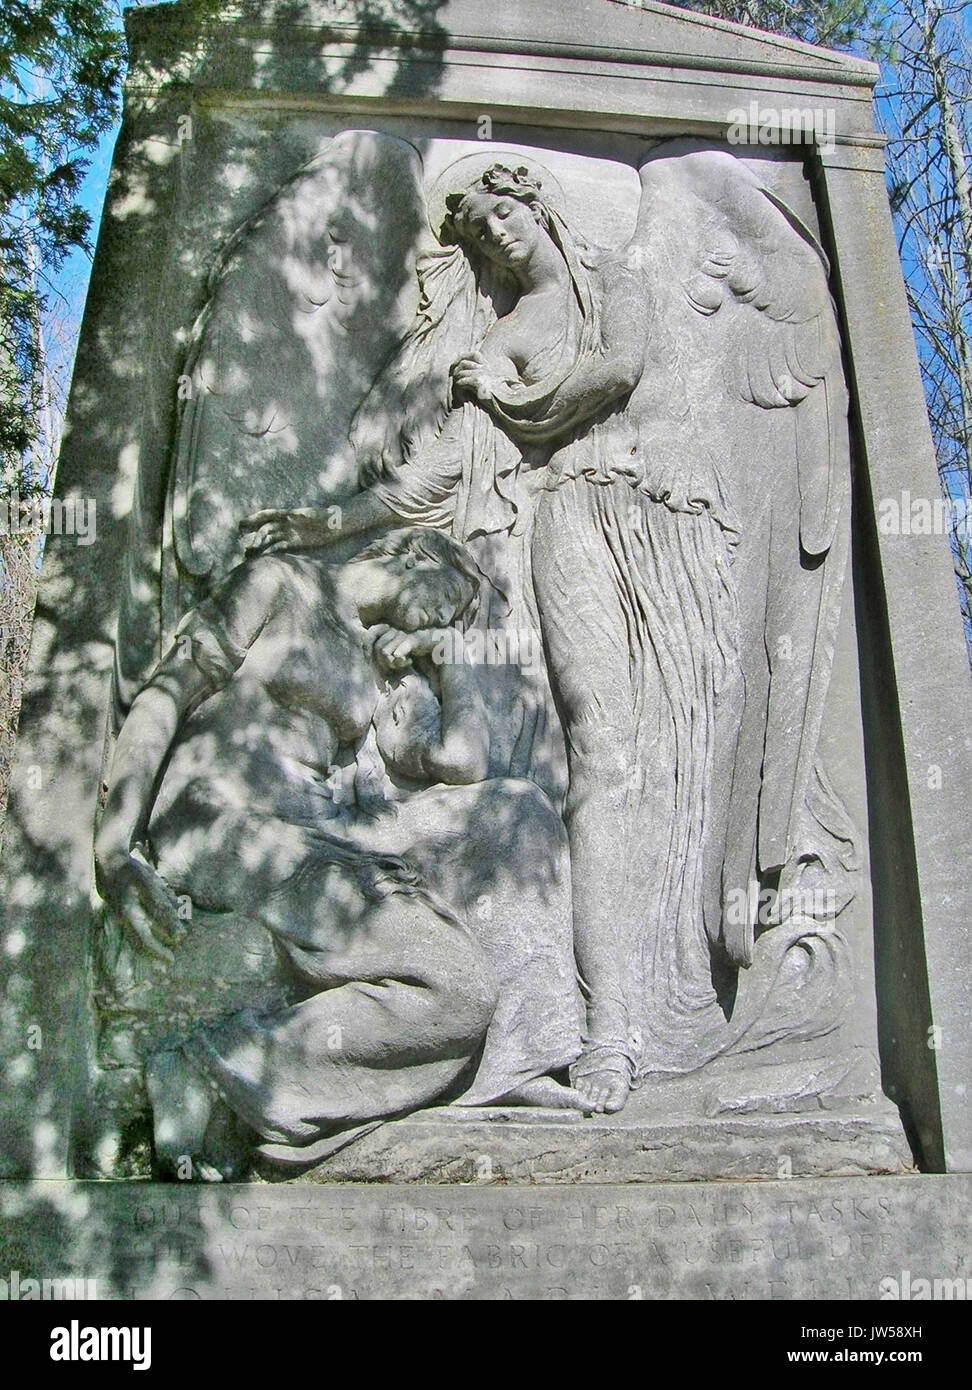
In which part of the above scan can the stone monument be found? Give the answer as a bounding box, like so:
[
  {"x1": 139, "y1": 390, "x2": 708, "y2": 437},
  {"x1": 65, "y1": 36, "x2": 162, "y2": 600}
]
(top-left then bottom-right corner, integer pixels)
[{"x1": 1, "y1": 0, "x2": 969, "y2": 1300}]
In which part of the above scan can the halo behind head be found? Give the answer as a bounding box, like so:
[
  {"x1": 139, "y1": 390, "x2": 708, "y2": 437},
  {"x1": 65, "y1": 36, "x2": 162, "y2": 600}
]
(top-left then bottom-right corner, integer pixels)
[{"x1": 425, "y1": 150, "x2": 566, "y2": 244}]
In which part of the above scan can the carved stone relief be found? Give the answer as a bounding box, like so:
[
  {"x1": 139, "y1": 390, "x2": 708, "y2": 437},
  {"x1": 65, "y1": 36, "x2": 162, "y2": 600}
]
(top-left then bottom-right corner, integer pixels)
[{"x1": 93, "y1": 132, "x2": 877, "y2": 1179}]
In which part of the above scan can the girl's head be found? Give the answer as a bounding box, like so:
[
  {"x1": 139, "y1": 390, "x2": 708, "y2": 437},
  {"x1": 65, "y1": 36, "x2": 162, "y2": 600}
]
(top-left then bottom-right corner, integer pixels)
[{"x1": 352, "y1": 526, "x2": 482, "y2": 631}]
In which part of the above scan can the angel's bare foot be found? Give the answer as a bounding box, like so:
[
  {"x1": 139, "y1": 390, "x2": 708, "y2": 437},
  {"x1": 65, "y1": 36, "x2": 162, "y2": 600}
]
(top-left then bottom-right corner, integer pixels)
[
  {"x1": 145, "y1": 1048, "x2": 215, "y2": 1179},
  {"x1": 570, "y1": 1047, "x2": 632, "y2": 1114},
  {"x1": 571, "y1": 1070, "x2": 629, "y2": 1113},
  {"x1": 496, "y1": 1076, "x2": 597, "y2": 1113}
]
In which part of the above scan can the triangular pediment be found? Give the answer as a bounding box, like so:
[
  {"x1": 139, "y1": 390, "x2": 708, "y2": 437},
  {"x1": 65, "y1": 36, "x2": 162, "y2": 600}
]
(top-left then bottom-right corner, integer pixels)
[
  {"x1": 602, "y1": 1, "x2": 875, "y2": 76},
  {"x1": 130, "y1": 0, "x2": 878, "y2": 87},
  {"x1": 434, "y1": 0, "x2": 877, "y2": 80}
]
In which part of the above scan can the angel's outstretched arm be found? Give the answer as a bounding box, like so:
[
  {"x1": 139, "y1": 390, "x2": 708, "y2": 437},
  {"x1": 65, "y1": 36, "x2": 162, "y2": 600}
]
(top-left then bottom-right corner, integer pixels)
[
  {"x1": 240, "y1": 490, "x2": 397, "y2": 555},
  {"x1": 240, "y1": 403, "x2": 471, "y2": 554}
]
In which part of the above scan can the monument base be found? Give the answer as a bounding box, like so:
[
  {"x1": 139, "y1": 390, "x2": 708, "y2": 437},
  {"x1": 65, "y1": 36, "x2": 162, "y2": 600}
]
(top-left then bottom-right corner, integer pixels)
[
  {"x1": 79, "y1": 1049, "x2": 912, "y2": 1185},
  {"x1": 0, "y1": 1175, "x2": 964, "y2": 1300},
  {"x1": 293, "y1": 1101, "x2": 913, "y2": 1186}
]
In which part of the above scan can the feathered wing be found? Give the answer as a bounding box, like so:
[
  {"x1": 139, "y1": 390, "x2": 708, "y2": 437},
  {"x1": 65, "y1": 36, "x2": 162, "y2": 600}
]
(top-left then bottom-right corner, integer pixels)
[
  {"x1": 629, "y1": 146, "x2": 853, "y2": 966},
  {"x1": 115, "y1": 132, "x2": 428, "y2": 707}
]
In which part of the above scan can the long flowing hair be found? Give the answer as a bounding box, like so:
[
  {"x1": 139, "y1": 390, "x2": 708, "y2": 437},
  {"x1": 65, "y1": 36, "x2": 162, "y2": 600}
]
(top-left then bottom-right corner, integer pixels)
[{"x1": 350, "y1": 162, "x2": 601, "y2": 494}]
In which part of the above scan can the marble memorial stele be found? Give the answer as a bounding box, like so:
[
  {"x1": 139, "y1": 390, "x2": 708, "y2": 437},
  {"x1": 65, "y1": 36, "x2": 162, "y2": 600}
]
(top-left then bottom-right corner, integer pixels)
[{"x1": 1, "y1": 0, "x2": 969, "y2": 1301}]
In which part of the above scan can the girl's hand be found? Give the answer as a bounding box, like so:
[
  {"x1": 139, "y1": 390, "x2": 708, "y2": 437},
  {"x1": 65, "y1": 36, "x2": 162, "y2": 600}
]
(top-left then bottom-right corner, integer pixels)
[
  {"x1": 98, "y1": 846, "x2": 186, "y2": 964},
  {"x1": 371, "y1": 624, "x2": 453, "y2": 672}
]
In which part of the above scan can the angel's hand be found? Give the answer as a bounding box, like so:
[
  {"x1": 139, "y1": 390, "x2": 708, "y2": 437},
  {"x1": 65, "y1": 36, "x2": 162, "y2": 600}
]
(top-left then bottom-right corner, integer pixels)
[
  {"x1": 371, "y1": 625, "x2": 453, "y2": 672},
  {"x1": 98, "y1": 847, "x2": 186, "y2": 964},
  {"x1": 239, "y1": 508, "x2": 334, "y2": 555},
  {"x1": 450, "y1": 355, "x2": 508, "y2": 406}
]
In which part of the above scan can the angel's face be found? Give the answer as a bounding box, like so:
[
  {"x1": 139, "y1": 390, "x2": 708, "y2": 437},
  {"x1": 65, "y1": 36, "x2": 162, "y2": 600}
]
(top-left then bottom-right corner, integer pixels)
[{"x1": 454, "y1": 190, "x2": 544, "y2": 270}]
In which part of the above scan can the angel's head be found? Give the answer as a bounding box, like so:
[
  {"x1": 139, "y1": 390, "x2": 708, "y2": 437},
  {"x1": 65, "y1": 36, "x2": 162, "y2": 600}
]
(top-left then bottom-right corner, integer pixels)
[
  {"x1": 351, "y1": 527, "x2": 482, "y2": 633},
  {"x1": 444, "y1": 164, "x2": 553, "y2": 273}
]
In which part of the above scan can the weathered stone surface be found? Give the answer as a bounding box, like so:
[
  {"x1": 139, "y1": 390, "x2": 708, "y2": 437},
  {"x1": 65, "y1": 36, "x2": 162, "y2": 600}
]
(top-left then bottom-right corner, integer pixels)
[
  {"x1": 0, "y1": 0, "x2": 968, "y2": 1235},
  {"x1": 79, "y1": 131, "x2": 880, "y2": 1175},
  {"x1": 816, "y1": 144, "x2": 972, "y2": 1172},
  {"x1": 294, "y1": 1104, "x2": 913, "y2": 1187},
  {"x1": 0, "y1": 1176, "x2": 964, "y2": 1300}
]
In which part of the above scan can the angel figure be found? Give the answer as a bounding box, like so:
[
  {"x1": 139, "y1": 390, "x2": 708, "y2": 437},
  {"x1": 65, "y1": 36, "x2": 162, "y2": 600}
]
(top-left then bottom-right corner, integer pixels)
[{"x1": 241, "y1": 142, "x2": 856, "y2": 1114}]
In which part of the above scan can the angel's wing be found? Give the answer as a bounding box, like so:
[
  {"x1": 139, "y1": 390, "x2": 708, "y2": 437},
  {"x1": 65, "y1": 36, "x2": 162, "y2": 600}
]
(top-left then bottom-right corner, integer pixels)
[
  {"x1": 168, "y1": 130, "x2": 428, "y2": 600},
  {"x1": 632, "y1": 144, "x2": 846, "y2": 556},
  {"x1": 629, "y1": 145, "x2": 853, "y2": 966},
  {"x1": 114, "y1": 131, "x2": 428, "y2": 706}
]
